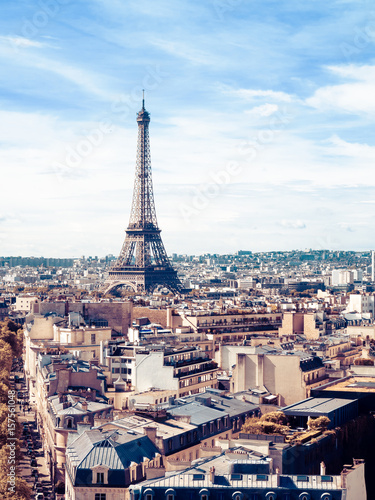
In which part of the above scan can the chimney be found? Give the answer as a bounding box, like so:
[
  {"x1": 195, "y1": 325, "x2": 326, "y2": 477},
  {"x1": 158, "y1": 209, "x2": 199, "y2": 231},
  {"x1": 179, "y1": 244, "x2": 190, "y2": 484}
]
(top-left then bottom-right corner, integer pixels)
[
  {"x1": 144, "y1": 426, "x2": 157, "y2": 444},
  {"x1": 341, "y1": 468, "x2": 348, "y2": 488},
  {"x1": 320, "y1": 461, "x2": 326, "y2": 475},
  {"x1": 81, "y1": 401, "x2": 88, "y2": 411},
  {"x1": 209, "y1": 466, "x2": 215, "y2": 483}
]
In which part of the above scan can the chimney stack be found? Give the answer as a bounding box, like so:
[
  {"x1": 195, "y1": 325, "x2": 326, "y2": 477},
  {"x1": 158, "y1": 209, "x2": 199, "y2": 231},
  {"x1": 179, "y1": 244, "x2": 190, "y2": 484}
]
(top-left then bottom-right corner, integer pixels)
[
  {"x1": 209, "y1": 466, "x2": 215, "y2": 483},
  {"x1": 320, "y1": 461, "x2": 326, "y2": 475}
]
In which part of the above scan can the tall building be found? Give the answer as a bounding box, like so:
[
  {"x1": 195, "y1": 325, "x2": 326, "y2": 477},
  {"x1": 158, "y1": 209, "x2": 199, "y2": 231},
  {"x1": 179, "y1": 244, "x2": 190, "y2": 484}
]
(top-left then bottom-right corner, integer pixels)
[{"x1": 105, "y1": 97, "x2": 182, "y2": 294}]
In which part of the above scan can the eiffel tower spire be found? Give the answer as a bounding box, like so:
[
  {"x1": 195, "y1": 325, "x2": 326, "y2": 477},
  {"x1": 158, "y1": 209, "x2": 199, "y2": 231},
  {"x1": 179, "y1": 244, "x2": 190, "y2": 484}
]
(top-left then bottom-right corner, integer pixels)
[{"x1": 105, "y1": 97, "x2": 182, "y2": 294}]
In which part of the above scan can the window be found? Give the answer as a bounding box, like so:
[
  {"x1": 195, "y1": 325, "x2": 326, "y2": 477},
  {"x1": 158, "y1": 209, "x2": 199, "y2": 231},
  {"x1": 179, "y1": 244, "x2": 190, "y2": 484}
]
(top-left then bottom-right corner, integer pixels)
[
  {"x1": 66, "y1": 418, "x2": 73, "y2": 429},
  {"x1": 95, "y1": 495, "x2": 106, "y2": 500},
  {"x1": 97, "y1": 472, "x2": 104, "y2": 484},
  {"x1": 232, "y1": 493, "x2": 243, "y2": 500},
  {"x1": 91, "y1": 334, "x2": 96, "y2": 344},
  {"x1": 299, "y1": 494, "x2": 310, "y2": 500},
  {"x1": 265, "y1": 493, "x2": 276, "y2": 500}
]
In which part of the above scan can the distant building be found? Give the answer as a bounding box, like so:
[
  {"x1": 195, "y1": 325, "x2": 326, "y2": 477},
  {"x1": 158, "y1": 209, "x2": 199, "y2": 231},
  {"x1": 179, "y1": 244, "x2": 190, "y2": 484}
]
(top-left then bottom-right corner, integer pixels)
[
  {"x1": 346, "y1": 294, "x2": 375, "y2": 318},
  {"x1": 279, "y1": 312, "x2": 323, "y2": 340}
]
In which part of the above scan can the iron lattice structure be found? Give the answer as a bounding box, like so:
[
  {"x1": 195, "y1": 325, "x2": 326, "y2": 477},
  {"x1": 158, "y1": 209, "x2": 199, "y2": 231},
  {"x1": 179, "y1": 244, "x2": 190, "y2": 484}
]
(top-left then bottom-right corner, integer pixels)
[{"x1": 106, "y1": 99, "x2": 182, "y2": 294}]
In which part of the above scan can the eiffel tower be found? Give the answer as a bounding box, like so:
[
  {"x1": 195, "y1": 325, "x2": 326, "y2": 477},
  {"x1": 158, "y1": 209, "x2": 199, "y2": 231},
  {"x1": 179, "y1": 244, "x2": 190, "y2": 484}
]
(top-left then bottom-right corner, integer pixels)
[{"x1": 105, "y1": 96, "x2": 182, "y2": 294}]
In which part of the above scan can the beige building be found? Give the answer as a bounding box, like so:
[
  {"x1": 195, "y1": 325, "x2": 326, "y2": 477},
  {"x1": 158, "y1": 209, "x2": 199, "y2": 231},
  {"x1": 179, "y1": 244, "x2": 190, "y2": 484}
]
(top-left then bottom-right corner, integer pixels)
[
  {"x1": 24, "y1": 314, "x2": 112, "y2": 398},
  {"x1": 218, "y1": 345, "x2": 329, "y2": 406},
  {"x1": 32, "y1": 299, "x2": 132, "y2": 334},
  {"x1": 32, "y1": 354, "x2": 111, "y2": 479},
  {"x1": 279, "y1": 312, "x2": 323, "y2": 340},
  {"x1": 14, "y1": 295, "x2": 39, "y2": 312}
]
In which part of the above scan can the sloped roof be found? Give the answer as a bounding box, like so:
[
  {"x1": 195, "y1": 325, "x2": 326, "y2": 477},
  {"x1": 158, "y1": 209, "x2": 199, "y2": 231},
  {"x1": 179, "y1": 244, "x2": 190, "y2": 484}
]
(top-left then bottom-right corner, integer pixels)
[{"x1": 68, "y1": 429, "x2": 160, "y2": 471}]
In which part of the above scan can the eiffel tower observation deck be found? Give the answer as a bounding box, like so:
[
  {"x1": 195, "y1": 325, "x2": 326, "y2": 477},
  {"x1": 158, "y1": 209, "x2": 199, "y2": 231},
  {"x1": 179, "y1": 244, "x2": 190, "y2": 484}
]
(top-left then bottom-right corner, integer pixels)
[{"x1": 105, "y1": 96, "x2": 183, "y2": 294}]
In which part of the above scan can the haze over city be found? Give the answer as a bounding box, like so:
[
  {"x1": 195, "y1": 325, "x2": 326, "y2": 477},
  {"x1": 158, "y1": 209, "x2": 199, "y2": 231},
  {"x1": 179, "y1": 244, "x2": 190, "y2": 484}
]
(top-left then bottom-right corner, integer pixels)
[{"x1": 1, "y1": 0, "x2": 375, "y2": 257}]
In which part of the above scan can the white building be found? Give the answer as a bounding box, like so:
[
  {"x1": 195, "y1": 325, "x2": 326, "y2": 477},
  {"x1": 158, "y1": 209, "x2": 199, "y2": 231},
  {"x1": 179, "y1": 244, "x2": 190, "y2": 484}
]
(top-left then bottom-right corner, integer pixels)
[
  {"x1": 346, "y1": 294, "x2": 375, "y2": 317},
  {"x1": 331, "y1": 269, "x2": 354, "y2": 286}
]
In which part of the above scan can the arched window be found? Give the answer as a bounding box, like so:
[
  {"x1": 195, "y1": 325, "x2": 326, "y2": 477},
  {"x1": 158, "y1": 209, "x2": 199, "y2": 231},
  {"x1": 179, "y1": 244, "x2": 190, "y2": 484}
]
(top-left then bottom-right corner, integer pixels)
[
  {"x1": 321, "y1": 495, "x2": 331, "y2": 500},
  {"x1": 266, "y1": 492, "x2": 277, "y2": 500},
  {"x1": 299, "y1": 493, "x2": 310, "y2": 500},
  {"x1": 143, "y1": 489, "x2": 154, "y2": 500},
  {"x1": 199, "y1": 488, "x2": 210, "y2": 500},
  {"x1": 232, "y1": 492, "x2": 243, "y2": 500},
  {"x1": 66, "y1": 418, "x2": 73, "y2": 429},
  {"x1": 165, "y1": 489, "x2": 176, "y2": 500}
]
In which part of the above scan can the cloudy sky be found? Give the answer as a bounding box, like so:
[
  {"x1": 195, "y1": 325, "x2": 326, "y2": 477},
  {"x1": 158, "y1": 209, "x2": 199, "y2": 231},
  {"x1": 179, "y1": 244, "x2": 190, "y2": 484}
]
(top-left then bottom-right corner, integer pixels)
[{"x1": 1, "y1": 0, "x2": 375, "y2": 257}]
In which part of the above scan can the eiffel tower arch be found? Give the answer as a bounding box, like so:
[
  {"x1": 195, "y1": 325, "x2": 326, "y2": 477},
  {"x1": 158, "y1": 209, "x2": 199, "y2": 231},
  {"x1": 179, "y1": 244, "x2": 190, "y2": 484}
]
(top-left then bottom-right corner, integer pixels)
[{"x1": 104, "y1": 97, "x2": 183, "y2": 295}]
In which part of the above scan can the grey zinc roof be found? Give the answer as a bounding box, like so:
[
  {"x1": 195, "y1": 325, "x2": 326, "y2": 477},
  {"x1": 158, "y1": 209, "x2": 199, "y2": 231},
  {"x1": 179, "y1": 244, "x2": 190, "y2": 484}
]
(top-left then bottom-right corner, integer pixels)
[
  {"x1": 68, "y1": 430, "x2": 160, "y2": 470},
  {"x1": 67, "y1": 429, "x2": 104, "y2": 467},
  {"x1": 49, "y1": 394, "x2": 112, "y2": 416},
  {"x1": 167, "y1": 402, "x2": 229, "y2": 426},
  {"x1": 282, "y1": 397, "x2": 356, "y2": 416},
  {"x1": 129, "y1": 451, "x2": 342, "y2": 492},
  {"x1": 182, "y1": 392, "x2": 259, "y2": 418}
]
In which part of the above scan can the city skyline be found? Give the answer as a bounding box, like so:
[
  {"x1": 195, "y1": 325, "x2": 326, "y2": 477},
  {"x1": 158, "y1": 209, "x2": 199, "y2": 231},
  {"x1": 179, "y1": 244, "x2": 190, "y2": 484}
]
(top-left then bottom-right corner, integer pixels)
[{"x1": 1, "y1": 1, "x2": 375, "y2": 257}]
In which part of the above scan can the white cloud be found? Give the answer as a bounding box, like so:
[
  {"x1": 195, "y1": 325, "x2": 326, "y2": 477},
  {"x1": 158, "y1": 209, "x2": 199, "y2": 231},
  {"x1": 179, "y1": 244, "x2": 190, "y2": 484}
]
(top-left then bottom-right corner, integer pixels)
[
  {"x1": 150, "y1": 38, "x2": 212, "y2": 65},
  {"x1": 0, "y1": 36, "x2": 44, "y2": 49},
  {"x1": 229, "y1": 88, "x2": 293, "y2": 103},
  {"x1": 245, "y1": 103, "x2": 279, "y2": 117},
  {"x1": 306, "y1": 64, "x2": 375, "y2": 114},
  {"x1": 324, "y1": 135, "x2": 375, "y2": 159},
  {"x1": 280, "y1": 220, "x2": 306, "y2": 229}
]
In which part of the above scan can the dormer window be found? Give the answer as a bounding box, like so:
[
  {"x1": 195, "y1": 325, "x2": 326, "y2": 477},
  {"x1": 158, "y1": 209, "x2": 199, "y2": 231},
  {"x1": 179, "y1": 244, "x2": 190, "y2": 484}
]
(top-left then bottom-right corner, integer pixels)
[{"x1": 92, "y1": 465, "x2": 109, "y2": 485}]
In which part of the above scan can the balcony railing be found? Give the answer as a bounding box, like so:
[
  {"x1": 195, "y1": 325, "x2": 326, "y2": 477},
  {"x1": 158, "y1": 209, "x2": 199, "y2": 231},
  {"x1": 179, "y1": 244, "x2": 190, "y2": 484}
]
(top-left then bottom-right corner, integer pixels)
[
  {"x1": 164, "y1": 356, "x2": 211, "y2": 368},
  {"x1": 175, "y1": 362, "x2": 218, "y2": 378}
]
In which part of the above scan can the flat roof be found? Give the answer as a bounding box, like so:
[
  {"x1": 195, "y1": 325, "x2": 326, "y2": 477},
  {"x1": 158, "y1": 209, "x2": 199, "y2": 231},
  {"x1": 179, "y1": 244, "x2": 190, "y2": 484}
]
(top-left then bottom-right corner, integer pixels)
[
  {"x1": 319, "y1": 376, "x2": 375, "y2": 393},
  {"x1": 98, "y1": 414, "x2": 196, "y2": 438},
  {"x1": 282, "y1": 397, "x2": 356, "y2": 416}
]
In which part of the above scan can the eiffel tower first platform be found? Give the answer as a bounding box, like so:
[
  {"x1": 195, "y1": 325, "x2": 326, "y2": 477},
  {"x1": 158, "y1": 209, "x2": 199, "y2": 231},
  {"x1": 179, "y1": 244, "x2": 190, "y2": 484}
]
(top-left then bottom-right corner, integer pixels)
[{"x1": 104, "y1": 97, "x2": 183, "y2": 294}]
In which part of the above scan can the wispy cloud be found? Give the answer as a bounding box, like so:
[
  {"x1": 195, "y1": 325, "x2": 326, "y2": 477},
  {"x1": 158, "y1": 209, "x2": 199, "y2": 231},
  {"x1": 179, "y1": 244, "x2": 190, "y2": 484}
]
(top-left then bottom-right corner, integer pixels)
[
  {"x1": 227, "y1": 88, "x2": 294, "y2": 103},
  {"x1": 0, "y1": 35, "x2": 45, "y2": 49},
  {"x1": 306, "y1": 64, "x2": 375, "y2": 114}
]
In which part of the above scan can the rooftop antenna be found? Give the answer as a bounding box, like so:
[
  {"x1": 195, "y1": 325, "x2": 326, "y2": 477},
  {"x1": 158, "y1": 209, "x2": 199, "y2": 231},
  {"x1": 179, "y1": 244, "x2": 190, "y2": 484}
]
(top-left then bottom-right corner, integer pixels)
[{"x1": 142, "y1": 89, "x2": 145, "y2": 110}]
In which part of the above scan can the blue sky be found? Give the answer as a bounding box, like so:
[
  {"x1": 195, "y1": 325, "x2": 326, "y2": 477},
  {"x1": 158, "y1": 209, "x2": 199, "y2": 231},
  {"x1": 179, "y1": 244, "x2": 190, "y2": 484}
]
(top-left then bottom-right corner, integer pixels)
[{"x1": 1, "y1": 0, "x2": 375, "y2": 257}]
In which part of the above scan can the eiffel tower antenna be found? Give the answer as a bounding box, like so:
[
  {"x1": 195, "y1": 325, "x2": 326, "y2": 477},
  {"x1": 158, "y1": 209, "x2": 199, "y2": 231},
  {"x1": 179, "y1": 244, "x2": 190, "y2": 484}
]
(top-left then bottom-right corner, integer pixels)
[{"x1": 105, "y1": 96, "x2": 183, "y2": 294}]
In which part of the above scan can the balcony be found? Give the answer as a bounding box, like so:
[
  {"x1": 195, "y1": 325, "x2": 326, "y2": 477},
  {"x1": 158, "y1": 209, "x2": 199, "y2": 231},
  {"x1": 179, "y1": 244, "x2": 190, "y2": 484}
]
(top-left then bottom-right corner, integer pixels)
[
  {"x1": 175, "y1": 362, "x2": 218, "y2": 379},
  {"x1": 164, "y1": 356, "x2": 211, "y2": 368},
  {"x1": 305, "y1": 375, "x2": 330, "y2": 387}
]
